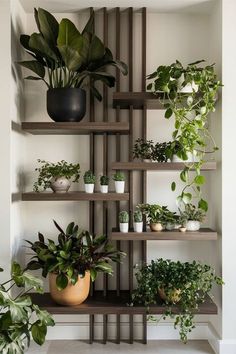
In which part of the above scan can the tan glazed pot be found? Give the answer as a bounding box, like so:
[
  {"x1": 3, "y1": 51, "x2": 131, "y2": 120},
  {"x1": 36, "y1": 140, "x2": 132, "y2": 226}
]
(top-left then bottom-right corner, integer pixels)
[
  {"x1": 150, "y1": 223, "x2": 163, "y2": 232},
  {"x1": 158, "y1": 287, "x2": 181, "y2": 304},
  {"x1": 49, "y1": 271, "x2": 90, "y2": 306}
]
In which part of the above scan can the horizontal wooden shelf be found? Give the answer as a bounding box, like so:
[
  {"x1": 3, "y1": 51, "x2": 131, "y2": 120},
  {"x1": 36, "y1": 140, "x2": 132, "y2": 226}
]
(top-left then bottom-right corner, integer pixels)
[
  {"x1": 113, "y1": 92, "x2": 164, "y2": 109},
  {"x1": 21, "y1": 122, "x2": 129, "y2": 135},
  {"x1": 110, "y1": 228, "x2": 217, "y2": 241},
  {"x1": 30, "y1": 291, "x2": 217, "y2": 315},
  {"x1": 111, "y1": 161, "x2": 217, "y2": 171},
  {"x1": 22, "y1": 192, "x2": 129, "y2": 201}
]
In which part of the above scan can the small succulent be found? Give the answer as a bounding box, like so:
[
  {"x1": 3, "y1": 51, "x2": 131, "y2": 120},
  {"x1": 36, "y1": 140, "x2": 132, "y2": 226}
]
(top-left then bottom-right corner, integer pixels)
[
  {"x1": 119, "y1": 211, "x2": 129, "y2": 223},
  {"x1": 100, "y1": 175, "x2": 109, "y2": 185},
  {"x1": 113, "y1": 171, "x2": 125, "y2": 181},
  {"x1": 83, "y1": 170, "x2": 96, "y2": 184},
  {"x1": 134, "y1": 210, "x2": 143, "y2": 223}
]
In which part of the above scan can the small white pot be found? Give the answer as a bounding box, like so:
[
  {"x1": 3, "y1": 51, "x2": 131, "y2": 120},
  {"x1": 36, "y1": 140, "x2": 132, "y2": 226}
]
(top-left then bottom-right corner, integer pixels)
[
  {"x1": 186, "y1": 220, "x2": 200, "y2": 231},
  {"x1": 143, "y1": 159, "x2": 152, "y2": 163},
  {"x1": 172, "y1": 152, "x2": 198, "y2": 163},
  {"x1": 134, "y1": 222, "x2": 143, "y2": 233},
  {"x1": 115, "y1": 181, "x2": 125, "y2": 193},
  {"x1": 120, "y1": 223, "x2": 129, "y2": 233},
  {"x1": 50, "y1": 177, "x2": 71, "y2": 193},
  {"x1": 85, "y1": 184, "x2": 95, "y2": 193},
  {"x1": 100, "y1": 185, "x2": 108, "y2": 193}
]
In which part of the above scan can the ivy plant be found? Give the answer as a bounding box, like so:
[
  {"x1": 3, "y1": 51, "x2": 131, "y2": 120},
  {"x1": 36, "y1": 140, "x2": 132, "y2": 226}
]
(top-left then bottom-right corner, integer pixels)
[
  {"x1": 131, "y1": 258, "x2": 223, "y2": 343},
  {"x1": 0, "y1": 262, "x2": 54, "y2": 354},
  {"x1": 147, "y1": 60, "x2": 222, "y2": 211}
]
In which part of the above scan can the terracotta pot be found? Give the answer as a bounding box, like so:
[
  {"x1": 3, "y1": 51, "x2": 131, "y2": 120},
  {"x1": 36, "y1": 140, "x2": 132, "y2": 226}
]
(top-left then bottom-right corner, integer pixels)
[
  {"x1": 150, "y1": 223, "x2": 163, "y2": 232},
  {"x1": 49, "y1": 272, "x2": 90, "y2": 306},
  {"x1": 158, "y1": 287, "x2": 181, "y2": 304}
]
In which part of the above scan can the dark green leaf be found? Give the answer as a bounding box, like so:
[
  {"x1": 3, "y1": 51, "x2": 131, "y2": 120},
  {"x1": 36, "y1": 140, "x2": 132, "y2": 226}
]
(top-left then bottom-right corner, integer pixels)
[
  {"x1": 56, "y1": 273, "x2": 68, "y2": 290},
  {"x1": 165, "y1": 108, "x2": 173, "y2": 119},
  {"x1": 171, "y1": 182, "x2": 176, "y2": 191},
  {"x1": 18, "y1": 60, "x2": 45, "y2": 78},
  {"x1": 198, "y1": 198, "x2": 208, "y2": 212},
  {"x1": 31, "y1": 320, "x2": 47, "y2": 345},
  {"x1": 38, "y1": 7, "x2": 59, "y2": 45}
]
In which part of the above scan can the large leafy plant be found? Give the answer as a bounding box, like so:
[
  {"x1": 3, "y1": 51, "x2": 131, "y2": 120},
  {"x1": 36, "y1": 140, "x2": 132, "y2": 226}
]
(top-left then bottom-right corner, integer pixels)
[
  {"x1": 147, "y1": 60, "x2": 221, "y2": 211},
  {"x1": 26, "y1": 221, "x2": 125, "y2": 290},
  {"x1": 131, "y1": 258, "x2": 223, "y2": 343},
  {"x1": 18, "y1": 8, "x2": 128, "y2": 100},
  {"x1": 0, "y1": 262, "x2": 54, "y2": 354},
  {"x1": 137, "y1": 204, "x2": 171, "y2": 225}
]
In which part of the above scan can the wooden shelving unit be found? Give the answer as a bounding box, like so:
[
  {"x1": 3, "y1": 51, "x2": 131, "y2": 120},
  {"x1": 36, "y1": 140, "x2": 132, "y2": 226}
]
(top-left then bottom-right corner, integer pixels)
[
  {"x1": 22, "y1": 192, "x2": 129, "y2": 202},
  {"x1": 110, "y1": 228, "x2": 217, "y2": 241},
  {"x1": 111, "y1": 161, "x2": 216, "y2": 171},
  {"x1": 113, "y1": 92, "x2": 164, "y2": 109},
  {"x1": 30, "y1": 291, "x2": 217, "y2": 315},
  {"x1": 21, "y1": 122, "x2": 129, "y2": 135}
]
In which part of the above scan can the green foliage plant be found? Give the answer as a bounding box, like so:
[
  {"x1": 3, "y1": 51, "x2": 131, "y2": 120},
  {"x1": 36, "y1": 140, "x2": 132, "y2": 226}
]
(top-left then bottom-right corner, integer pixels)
[
  {"x1": 180, "y1": 203, "x2": 206, "y2": 222},
  {"x1": 119, "y1": 211, "x2": 129, "y2": 223},
  {"x1": 33, "y1": 159, "x2": 80, "y2": 192},
  {"x1": 83, "y1": 170, "x2": 96, "y2": 184},
  {"x1": 18, "y1": 8, "x2": 128, "y2": 100},
  {"x1": 26, "y1": 220, "x2": 125, "y2": 289},
  {"x1": 113, "y1": 171, "x2": 125, "y2": 181},
  {"x1": 134, "y1": 210, "x2": 143, "y2": 223},
  {"x1": 133, "y1": 138, "x2": 154, "y2": 160},
  {"x1": 147, "y1": 59, "x2": 222, "y2": 211},
  {"x1": 0, "y1": 262, "x2": 54, "y2": 354},
  {"x1": 100, "y1": 175, "x2": 109, "y2": 185},
  {"x1": 137, "y1": 204, "x2": 170, "y2": 225},
  {"x1": 131, "y1": 258, "x2": 223, "y2": 343}
]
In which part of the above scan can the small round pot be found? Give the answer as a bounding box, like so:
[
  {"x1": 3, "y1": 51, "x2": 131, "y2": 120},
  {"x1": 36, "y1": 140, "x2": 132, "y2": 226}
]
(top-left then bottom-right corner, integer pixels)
[
  {"x1": 120, "y1": 222, "x2": 129, "y2": 233},
  {"x1": 50, "y1": 177, "x2": 71, "y2": 193},
  {"x1": 186, "y1": 220, "x2": 200, "y2": 231},
  {"x1": 172, "y1": 152, "x2": 198, "y2": 163},
  {"x1": 150, "y1": 223, "x2": 163, "y2": 232},
  {"x1": 158, "y1": 287, "x2": 181, "y2": 304},
  {"x1": 115, "y1": 181, "x2": 125, "y2": 193},
  {"x1": 143, "y1": 159, "x2": 152, "y2": 163},
  {"x1": 85, "y1": 183, "x2": 94, "y2": 193},
  {"x1": 165, "y1": 222, "x2": 176, "y2": 231},
  {"x1": 100, "y1": 185, "x2": 108, "y2": 193},
  {"x1": 134, "y1": 222, "x2": 143, "y2": 233},
  {"x1": 47, "y1": 88, "x2": 86, "y2": 122},
  {"x1": 179, "y1": 227, "x2": 187, "y2": 233},
  {"x1": 49, "y1": 272, "x2": 90, "y2": 306}
]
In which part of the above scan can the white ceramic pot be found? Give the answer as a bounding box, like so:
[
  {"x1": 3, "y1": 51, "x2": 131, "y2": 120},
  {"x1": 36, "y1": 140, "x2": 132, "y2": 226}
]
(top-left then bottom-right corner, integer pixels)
[
  {"x1": 100, "y1": 185, "x2": 108, "y2": 193},
  {"x1": 120, "y1": 223, "x2": 129, "y2": 233},
  {"x1": 134, "y1": 222, "x2": 143, "y2": 233},
  {"x1": 115, "y1": 181, "x2": 125, "y2": 193},
  {"x1": 50, "y1": 177, "x2": 71, "y2": 193},
  {"x1": 165, "y1": 222, "x2": 175, "y2": 231},
  {"x1": 85, "y1": 184, "x2": 95, "y2": 193},
  {"x1": 186, "y1": 220, "x2": 200, "y2": 231},
  {"x1": 171, "y1": 152, "x2": 198, "y2": 163},
  {"x1": 179, "y1": 227, "x2": 187, "y2": 233},
  {"x1": 143, "y1": 159, "x2": 152, "y2": 163}
]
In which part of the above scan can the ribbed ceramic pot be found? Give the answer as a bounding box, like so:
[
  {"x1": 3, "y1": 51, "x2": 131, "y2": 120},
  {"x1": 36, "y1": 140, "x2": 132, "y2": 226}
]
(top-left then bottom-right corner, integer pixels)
[
  {"x1": 119, "y1": 223, "x2": 129, "y2": 233},
  {"x1": 49, "y1": 272, "x2": 90, "y2": 306},
  {"x1": 186, "y1": 220, "x2": 200, "y2": 231},
  {"x1": 50, "y1": 177, "x2": 71, "y2": 193},
  {"x1": 134, "y1": 222, "x2": 143, "y2": 233},
  {"x1": 115, "y1": 181, "x2": 125, "y2": 193}
]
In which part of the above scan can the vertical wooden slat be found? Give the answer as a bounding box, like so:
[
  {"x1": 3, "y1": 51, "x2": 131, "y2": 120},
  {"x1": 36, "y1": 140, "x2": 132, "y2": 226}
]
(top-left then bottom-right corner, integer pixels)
[
  {"x1": 141, "y1": 7, "x2": 147, "y2": 345},
  {"x1": 115, "y1": 7, "x2": 121, "y2": 344},
  {"x1": 128, "y1": 7, "x2": 134, "y2": 345}
]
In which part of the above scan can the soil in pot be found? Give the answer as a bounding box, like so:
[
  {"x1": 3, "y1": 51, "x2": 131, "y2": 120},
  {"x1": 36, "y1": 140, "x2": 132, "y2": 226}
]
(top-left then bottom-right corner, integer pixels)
[
  {"x1": 49, "y1": 272, "x2": 90, "y2": 306},
  {"x1": 47, "y1": 88, "x2": 86, "y2": 122}
]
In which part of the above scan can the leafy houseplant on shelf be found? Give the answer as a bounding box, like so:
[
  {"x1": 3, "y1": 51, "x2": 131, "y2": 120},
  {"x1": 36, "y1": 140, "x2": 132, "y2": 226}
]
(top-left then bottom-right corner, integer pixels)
[
  {"x1": 26, "y1": 221, "x2": 125, "y2": 306},
  {"x1": 162, "y1": 210, "x2": 180, "y2": 231},
  {"x1": 83, "y1": 170, "x2": 96, "y2": 193},
  {"x1": 0, "y1": 262, "x2": 54, "y2": 354},
  {"x1": 133, "y1": 210, "x2": 143, "y2": 233},
  {"x1": 18, "y1": 8, "x2": 128, "y2": 122},
  {"x1": 113, "y1": 171, "x2": 125, "y2": 193},
  {"x1": 180, "y1": 203, "x2": 206, "y2": 231},
  {"x1": 137, "y1": 204, "x2": 169, "y2": 232},
  {"x1": 133, "y1": 138, "x2": 154, "y2": 162},
  {"x1": 131, "y1": 258, "x2": 223, "y2": 343},
  {"x1": 33, "y1": 159, "x2": 80, "y2": 193},
  {"x1": 147, "y1": 59, "x2": 221, "y2": 211},
  {"x1": 100, "y1": 175, "x2": 109, "y2": 193},
  {"x1": 119, "y1": 211, "x2": 129, "y2": 233}
]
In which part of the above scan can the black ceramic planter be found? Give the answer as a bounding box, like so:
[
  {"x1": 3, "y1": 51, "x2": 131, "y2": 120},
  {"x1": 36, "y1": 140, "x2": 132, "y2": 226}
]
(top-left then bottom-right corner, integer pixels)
[{"x1": 47, "y1": 88, "x2": 86, "y2": 122}]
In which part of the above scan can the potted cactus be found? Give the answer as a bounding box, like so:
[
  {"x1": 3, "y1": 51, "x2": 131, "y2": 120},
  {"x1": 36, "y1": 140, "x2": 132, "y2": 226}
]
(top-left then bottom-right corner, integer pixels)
[
  {"x1": 83, "y1": 170, "x2": 96, "y2": 193},
  {"x1": 119, "y1": 211, "x2": 129, "y2": 233},
  {"x1": 133, "y1": 210, "x2": 143, "y2": 233},
  {"x1": 113, "y1": 171, "x2": 125, "y2": 193},
  {"x1": 100, "y1": 175, "x2": 109, "y2": 193}
]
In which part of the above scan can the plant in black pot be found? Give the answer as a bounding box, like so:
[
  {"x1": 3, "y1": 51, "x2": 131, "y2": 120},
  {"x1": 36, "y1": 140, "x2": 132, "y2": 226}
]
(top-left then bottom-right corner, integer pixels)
[
  {"x1": 18, "y1": 8, "x2": 128, "y2": 122},
  {"x1": 0, "y1": 262, "x2": 54, "y2": 353},
  {"x1": 26, "y1": 220, "x2": 125, "y2": 306},
  {"x1": 33, "y1": 159, "x2": 80, "y2": 193}
]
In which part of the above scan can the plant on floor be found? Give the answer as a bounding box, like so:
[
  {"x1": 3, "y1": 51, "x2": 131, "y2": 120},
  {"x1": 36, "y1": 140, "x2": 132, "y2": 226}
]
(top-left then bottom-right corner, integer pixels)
[
  {"x1": 83, "y1": 170, "x2": 96, "y2": 184},
  {"x1": 18, "y1": 8, "x2": 128, "y2": 98},
  {"x1": 26, "y1": 220, "x2": 125, "y2": 288},
  {"x1": 147, "y1": 59, "x2": 221, "y2": 211},
  {"x1": 33, "y1": 159, "x2": 80, "y2": 192},
  {"x1": 0, "y1": 262, "x2": 54, "y2": 354},
  {"x1": 100, "y1": 175, "x2": 109, "y2": 185},
  {"x1": 113, "y1": 171, "x2": 125, "y2": 181},
  {"x1": 131, "y1": 258, "x2": 223, "y2": 343}
]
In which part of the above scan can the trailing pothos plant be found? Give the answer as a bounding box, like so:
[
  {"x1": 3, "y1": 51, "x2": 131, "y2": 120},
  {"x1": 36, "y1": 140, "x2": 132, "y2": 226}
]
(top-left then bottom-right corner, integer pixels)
[
  {"x1": 0, "y1": 262, "x2": 54, "y2": 354},
  {"x1": 147, "y1": 59, "x2": 222, "y2": 211},
  {"x1": 131, "y1": 258, "x2": 223, "y2": 343},
  {"x1": 18, "y1": 8, "x2": 128, "y2": 100},
  {"x1": 26, "y1": 220, "x2": 125, "y2": 290}
]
